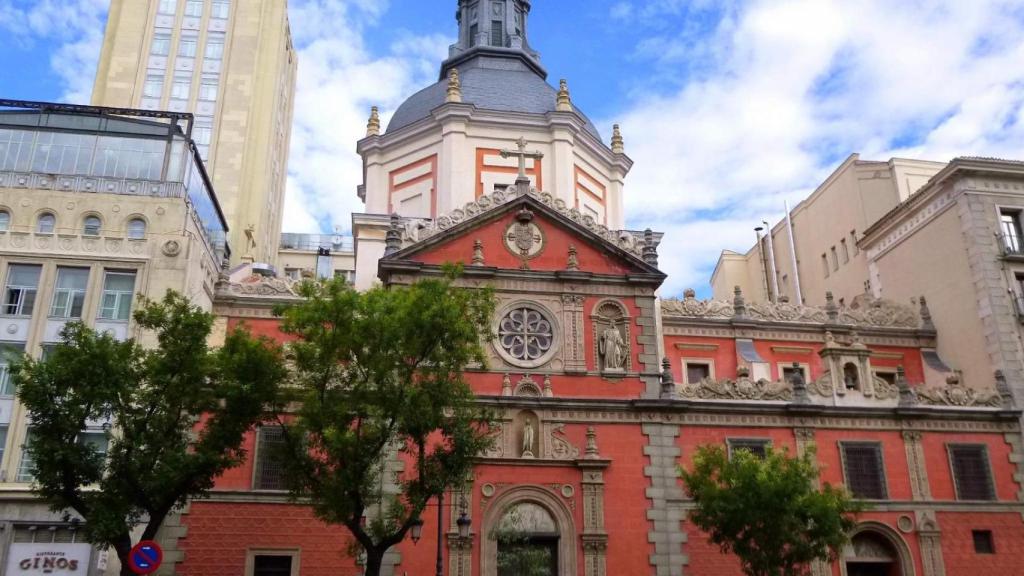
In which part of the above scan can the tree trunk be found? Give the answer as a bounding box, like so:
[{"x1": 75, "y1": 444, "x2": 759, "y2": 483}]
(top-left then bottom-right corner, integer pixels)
[
  {"x1": 114, "y1": 535, "x2": 134, "y2": 576},
  {"x1": 363, "y1": 548, "x2": 385, "y2": 576}
]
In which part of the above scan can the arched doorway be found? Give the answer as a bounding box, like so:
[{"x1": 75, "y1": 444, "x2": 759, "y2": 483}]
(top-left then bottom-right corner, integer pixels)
[
  {"x1": 481, "y1": 486, "x2": 578, "y2": 576},
  {"x1": 843, "y1": 530, "x2": 908, "y2": 576},
  {"x1": 495, "y1": 502, "x2": 558, "y2": 576}
]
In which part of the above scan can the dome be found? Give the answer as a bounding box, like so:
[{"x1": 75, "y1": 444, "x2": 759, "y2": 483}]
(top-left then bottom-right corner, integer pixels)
[{"x1": 386, "y1": 57, "x2": 602, "y2": 140}]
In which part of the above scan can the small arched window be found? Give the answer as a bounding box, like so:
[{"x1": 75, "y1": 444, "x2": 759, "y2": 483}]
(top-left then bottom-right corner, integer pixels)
[
  {"x1": 37, "y1": 213, "x2": 56, "y2": 234},
  {"x1": 0, "y1": 211, "x2": 10, "y2": 232},
  {"x1": 83, "y1": 216, "x2": 101, "y2": 236},
  {"x1": 126, "y1": 218, "x2": 146, "y2": 240},
  {"x1": 843, "y1": 362, "x2": 860, "y2": 390}
]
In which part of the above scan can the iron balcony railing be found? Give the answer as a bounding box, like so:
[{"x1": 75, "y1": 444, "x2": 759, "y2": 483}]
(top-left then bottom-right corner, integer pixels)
[{"x1": 280, "y1": 233, "x2": 354, "y2": 252}]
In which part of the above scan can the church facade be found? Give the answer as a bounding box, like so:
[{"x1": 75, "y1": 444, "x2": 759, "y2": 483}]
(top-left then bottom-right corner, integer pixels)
[{"x1": 172, "y1": 2, "x2": 1024, "y2": 575}]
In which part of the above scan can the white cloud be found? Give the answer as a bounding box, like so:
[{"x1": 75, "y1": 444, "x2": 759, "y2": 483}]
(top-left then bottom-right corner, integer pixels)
[
  {"x1": 281, "y1": 0, "x2": 451, "y2": 234},
  {"x1": 612, "y1": 0, "x2": 1024, "y2": 296},
  {"x1": 0, "y1": 0, "x2": 107, "y2": 102}
]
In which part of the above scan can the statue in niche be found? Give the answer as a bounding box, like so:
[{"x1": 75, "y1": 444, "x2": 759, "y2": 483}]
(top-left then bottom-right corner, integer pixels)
[
  {"x1": 599, "y1": 319, "x2": 627, "y2": 372},
  {"x1": 844, "y1": 362, "x2": 860, "y2": 390},
  {"x1": 521, "y1": 417, "x2": 536, "y2": 458}
]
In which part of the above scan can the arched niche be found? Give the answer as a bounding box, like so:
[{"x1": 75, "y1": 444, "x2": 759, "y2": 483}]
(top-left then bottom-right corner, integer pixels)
[
  {"x1": 481, "y1": 486, "x2": 578, "y2": 576},
  {"x1": 840, "y1": 522, "x2": 916, "y2": 576}
]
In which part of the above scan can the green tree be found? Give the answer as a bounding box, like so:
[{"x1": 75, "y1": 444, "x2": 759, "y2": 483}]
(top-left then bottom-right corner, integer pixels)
[
  {"x1": 273, "y1": 273, "x2": 495, "y2": 576},
  {"x1": 13, "y1": 292, "x2": 286, "y2": 576},
  {"x1": 679, "y1": 445, "x2": 860, "y2": 576}
]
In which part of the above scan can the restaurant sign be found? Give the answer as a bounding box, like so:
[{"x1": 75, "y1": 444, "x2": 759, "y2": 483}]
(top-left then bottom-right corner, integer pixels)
[{"x1": 6, "y1": 543, "x2": 91, "y2": 575}]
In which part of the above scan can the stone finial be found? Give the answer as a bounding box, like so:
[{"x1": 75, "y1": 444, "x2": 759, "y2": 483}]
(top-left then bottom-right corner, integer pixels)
[
  {"x1": 366, "y1": 106, "x2": 381, "y2": 137},
  {"x1": 995, "y1": 370, "x2": 1016, "y2": 409},
  {"x1": 471, "y1": 239, "x2": 485, "y2": 266},
  {"x1": 611, "y1": 124, "x2": 625, "y2": 154},
  {"x1": 660, "y1": 357, "x2": 676, "y2": 399},
  {"x1": 556, "y1": 79, "x2": 572, "y2": 112},
  {"x1": 825, "y1": 291, "x2": 839, "y2": 322},
  {"x1": 897, "y1": 366, "x2": 917, "y2": 408},
  {"x1": 919, "y1": 296, "x2": 935, "y2": 331},
  {"x1": 850, "y1": 331, "x2": 865, "y2": 348},
  {"x1": 384, "y1": 213, "x2": 402, "y2": 256},
  {"x1": 824, "y1": 330, "x2": 837, "y2": 348},
  {"x1": 642, "y1": 229, "x2": 659, "y2": 267},
  {"x1": 733, "y1": 286, "x2": 747, "y2": 318},
  {"x1": 543, "y1": 375, "x2": 553, "y2": 398},
  {"x1": 502, "y1": 373, "x2": 513, "y2": 396},
  {"x1": 567, "y1": 245, "x2": 579, "y2": 271},
  {"x1": 789, "y1": 362, "x2": 810, "y2": 405},
  {"x1": 585, "y1": 426, "x2": 600, "y2": 459},
  {"x1": 446, "y1": 69, "x2": 462, "y2": 103}
]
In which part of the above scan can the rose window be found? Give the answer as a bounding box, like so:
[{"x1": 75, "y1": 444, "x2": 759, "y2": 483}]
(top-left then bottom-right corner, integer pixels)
[{"x1": 498, "y1": 307, "x2": 553, "y2": 361}]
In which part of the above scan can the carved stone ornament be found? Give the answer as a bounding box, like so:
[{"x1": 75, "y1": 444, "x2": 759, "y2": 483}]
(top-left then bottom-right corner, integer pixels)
[
  {"x1": 161, "y1": 239, "x2": 181, "y2": 257},
  {"x1": 915, "y1": 373, "x2": 1002, "y2": 407},
  {"x1": 225, "y1": 274, "x2": 300, "y2": 297},
  {"x1": 594, "y1": 301, "x2": 629, "y2": 373},
  {"x1": 513, "y1": 374, "x2": 543, "y2": 397},
  {"x1": 809, "y1": 371, "x2": 899, "y2": 400},
  {"x1": 392, "y1": 184, "x2": 658, "y2": 259},
  {"x1": 504, "y1": 208, "x2": 545, "y2": 263},
  {"x1": 678, "y1": 373, "x2": 792, "y2": 401},
  {"x1": 662, "y1": 290, "x2": 921, "y2": 329},
  {"x1": 546, "y1": 423, "x2": 580, "y2": 460}
]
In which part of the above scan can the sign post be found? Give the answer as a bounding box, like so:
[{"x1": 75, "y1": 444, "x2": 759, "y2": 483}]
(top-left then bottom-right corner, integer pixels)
[{"x1": 127, "y1": 541, "x2": 163, "y2": 575}]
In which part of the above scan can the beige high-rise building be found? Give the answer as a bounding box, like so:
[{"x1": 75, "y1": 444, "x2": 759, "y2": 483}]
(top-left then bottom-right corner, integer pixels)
[{"x1": 92, "y1": 0, "x2": 297, "y2": 267}]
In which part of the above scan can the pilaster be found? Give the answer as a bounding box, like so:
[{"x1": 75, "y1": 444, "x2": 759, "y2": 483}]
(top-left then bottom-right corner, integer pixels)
[
  {"x1": 447, "y1": 481, "x2": 474, "y2": 576},
  {"x1": 562, "y1": 294, "x2": 586, "y2": 373},
  {"x1": 902, "y1": 430, "x2": 932, "y2": 501},
  {"x1": 642, "y1": 423, "x2": 687, "y2": 576},
  {"x1": 579, "y1": 434, "x2": 609, "y2": 576},
  {"x1": 915, "y1": 510, "x2": 946, "y2": 576}
]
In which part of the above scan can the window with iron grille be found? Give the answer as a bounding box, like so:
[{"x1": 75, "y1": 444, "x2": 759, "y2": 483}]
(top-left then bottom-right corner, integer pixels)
[
  {"x1": 841, "y1": 442, "x2": 887, "y2": 499},
  {"x1": 252, "y1": 554, "x2": 293, "y2": 576},
  {"x1": 254, "y1": 426, "x2": 287, "y2": 491},
  {"x1": 1001, "y1": 210, "x2": 1023, "y2": 254},
  {"x1": 973, "y1": 530, "x2": 995, "y2": 554},
  {"x1": 490, "y1": 20, "x2": 503, "y2": 47},
  {"x1": 685, "y1": 362, "x2": 710, "y2": 385},
  {"x1": 949, "y1": 444, "x2": 996, "y2": 501},
  {"x1": 728, "y1": 438, "x2": 769, "y2": 460}
]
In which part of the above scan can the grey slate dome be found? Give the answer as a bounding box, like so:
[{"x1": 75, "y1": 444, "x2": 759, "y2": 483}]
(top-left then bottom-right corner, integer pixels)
[{"x1": 386, "y1": 0, "x2": 602, "y2": 140}]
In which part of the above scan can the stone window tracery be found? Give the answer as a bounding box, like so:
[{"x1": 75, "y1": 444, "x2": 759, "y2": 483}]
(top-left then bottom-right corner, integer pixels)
[{"x1": 499, "y1": 307, "x2": 553, "y2": 362}]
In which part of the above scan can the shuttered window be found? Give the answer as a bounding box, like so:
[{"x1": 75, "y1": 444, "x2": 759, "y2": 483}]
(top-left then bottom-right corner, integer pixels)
[
  {"x1": 254, "y1": 426, "x2": 287, "y2": 491},
  {"x1": 728, "y1": 439, "x2": 769, "y2": 460},
  {"x1": 950, "y1": 445, "x2": 996, "y2": 501},
  {"x1": 841, "y1": 442, "x2": 887, "y2": 499}
]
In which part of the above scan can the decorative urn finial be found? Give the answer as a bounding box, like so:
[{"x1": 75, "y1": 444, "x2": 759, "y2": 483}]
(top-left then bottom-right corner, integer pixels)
[
  {"x1": 446, "y1": 69, "x2": 462, "y2": 103},
  {"x1": 660, "y1": 357, "x2": 676, "y2": 399},
  {"x1": 642, "y1": 229, "x2": 659, "y2": 267},
  {"x1": 733, "y1": 286, "x2": 747, "y2": 318},
  {"x1": 366, "y1": 106, "x2": 381, "y2": 137},
  {"x1": 896, "y1": 366, "x2": 917, "y2": 408},
  {"x1": 919, "y1": 295, "x2": 935, "y2": 331},
  {"x1": 611, "y1": 123, "x2": 625, "y2": 153},
  {"x1": 384, "y1": 213, "x2": 402, "y2": 256},
  {"x1": 789, "y1": 362, "x2": 810, "y2": 405},
  {"x1": 995, "y1": 370, "x2": 1016, "y2": 409},
  {"x1": 585, "y1": 426, "x2": 600, "y2": 459},
  {"x1": 825, "y1": 291, "x2": 839, "y2": 322},
  {"x1": 567, "y1": 245, "x2": 579, "y2": 271},
  {"x1": 556, "y1": 78, "x2": 572, "y2": 112},
  {"x1": 471, "y1": 239, "x2": 485, "y2": 266}
]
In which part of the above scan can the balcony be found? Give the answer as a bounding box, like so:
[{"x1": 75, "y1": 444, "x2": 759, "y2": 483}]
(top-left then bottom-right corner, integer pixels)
[
  {"x1": 997, "y1": 233, "x2": 1024, "y2": 260},
  {"x1": 280, "y1": 233, "x2": 353, "y2": 253}
]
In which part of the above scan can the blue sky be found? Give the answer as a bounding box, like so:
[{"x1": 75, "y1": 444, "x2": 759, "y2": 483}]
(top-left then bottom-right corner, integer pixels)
[{"x1": 2, "y1": 0, "x2": 1024, "y2": 296}]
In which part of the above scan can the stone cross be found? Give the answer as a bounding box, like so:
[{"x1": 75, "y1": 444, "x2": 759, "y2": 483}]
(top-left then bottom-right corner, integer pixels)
[{"x1": 500, "y1": 137, "x2": 544, "y2": 181}]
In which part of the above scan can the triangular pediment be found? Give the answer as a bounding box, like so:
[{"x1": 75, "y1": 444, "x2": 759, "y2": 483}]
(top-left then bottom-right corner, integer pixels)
[{"x1": 382, "y1": 187, "x2": 664, "y2": 278}]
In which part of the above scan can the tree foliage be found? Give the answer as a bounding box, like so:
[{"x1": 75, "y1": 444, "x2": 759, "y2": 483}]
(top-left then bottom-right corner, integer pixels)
[
  {"x1": 273, "y1": 273, "x2": 496, "y2": 576},
  {"x1": 13, "y1": 292, "x2": 285, "y2": 576},
  {"x1": 679, "y1": 445, "x2": 860, "y2": 576}
]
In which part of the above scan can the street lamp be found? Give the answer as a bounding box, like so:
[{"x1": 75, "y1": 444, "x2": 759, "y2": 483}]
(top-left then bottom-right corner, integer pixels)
[
  {"x1": 410, "y1": 517, "x2": 425, "y2": 544},
  {"x1": 457, "y1": 512, "x2": 471, "y2": 538}
]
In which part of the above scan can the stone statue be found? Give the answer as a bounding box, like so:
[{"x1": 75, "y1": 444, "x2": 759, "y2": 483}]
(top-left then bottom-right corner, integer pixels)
[
  {"x1": 599, "y1": 321, "x2": 627, "y2": 371},
  {"x1": 522, "y1": 418, "x2": 535, "y2": 458}
]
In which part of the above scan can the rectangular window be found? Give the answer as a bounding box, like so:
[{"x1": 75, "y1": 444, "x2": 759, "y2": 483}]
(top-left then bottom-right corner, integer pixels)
[
  {"x1": 254, "y1": 426, "x2": 287, "y2": 491},
  {"x1": 144, "y1": 74, "x2": 164, "y2": 98},
  {"x1": 949, "y1": 444, "x2": 996, "y2": 501},
  {"x1": 850, "y1": 230, "x2": 859, "y2": 255},
  {"x1": 0, "y1": 425, "x2": 7, "y2": 468},
  {"x1": 205, "y1": 35, "x2": 225, "y2": 60},
  {"x1": 199, "y1": 79, "x2": 219, "y2": 101},
  {"x1": 185, "y1": 0, "x2": 203, "y2": 17},
  {"x1": 1000, "y1": 210, "x2": 1022, "y2": 254},
  {"x1": 90, "y1": 136, "x2": 166, "y2": 180},
  {"x1": 973, "y1": 530, "x2": 995, "y2": 554},
  {"x1": 830, "y1": 246, "x2": 839, "y2": 271},
  {"x1": 49, "y1": 267, "x2": 89, "y2": 319},
  {"x1": 841, "y1": 442, "x2": 887, "y2": 499},
  {"x1": 728, "y1": 438, "x2": 769, "y2": 460},
  {"x1": 151, "y1": 33, "x2": 171, "y2": 56},
  {"x1": 16, "y1": 428, "x2": 35, "y2": 483},
  {"x1": 685, "y1": 362, "x2": 711, "y2": 385},
  {"x1": 211, "y1": 0, "x2": 230, "y2": 19},
  {"x1": 781, "y1": 364, "x2": 806, "y2": 384},
  {"x1": 840, "y1": 239, "x2": 849, "y2": 263},
  {"x1": 284, "y1": 268, "x2": 301, "y2": 281},
  {"x1": 0, "y1": 344, "x2": 22, "y2": 396},
  {"x1": 490, "y1": 20, "x2": 503, "y2": 47},
  {"x1": 0, "y1": 129, "x2": 35, "y2": 172},
  {"x1": 158, "y1": 0, "x2": 177, "y2": 14},
  {"x1": 29, "y1": 131, "x2": 95, "y2": 176},
  {"x1": 172, "y1": 75, "x2": 192, "y2": 100},
  {"x1": 4, "y1": 264, "x2": 41, "y2": 316},
  {"x1": 179, "y1": 37, "x2": 198, "y2": 58},
  {"x1": 99, "y1": 272, "x2": 136, "y2": 321},
  {"x1": 194, "y1": 125, "x2": 212, "y2": 146},
  {"x1": 252, "y1": 554, "x2": 293, "y2": 576},
  {"x1": 469, "y1": 23, "x2": 479, "y2": 46},
  {"x1": 874, "y1": 371, "x2": 897, "y2": 386},
  {"x1": 821, "y1": 253, "x2": 829, "y2": 278},
  {"x1": 78, "y1": 431, "x2": 109, "y2": 461}
]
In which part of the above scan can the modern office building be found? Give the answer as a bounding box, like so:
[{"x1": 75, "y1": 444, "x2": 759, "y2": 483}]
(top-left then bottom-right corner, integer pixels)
[
  {"x1": 0, "y1": 99, "x2": 229, "y2": 575},
  {"x1": 92, "y1": 0, "x2": 297, "y2": 267}
]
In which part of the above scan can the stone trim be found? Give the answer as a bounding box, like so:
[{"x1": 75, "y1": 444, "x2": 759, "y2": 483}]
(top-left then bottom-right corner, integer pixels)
[
  {"x1": 663, "y1": 323, "x2": 935, "y2": 348},
  {"x1": 447, "y1": 481, "x2": 474, "y2": 576},
  {"x1": 479, "y1": 485, "x2": 578, "y2": 576},
  {"x1": 914, "y1": 511, "x2": 945, "y2": 576},
  {"x1": 839, "y1": 521, "x2": 919, "y2": 576},
  {"x1": 635, "y1": 296, "x2": 661, "y2": 376},
  {"x1": 562, "y1": 294, "x2": 586, "y2": 373},
  {"x1": 155, "y1": 504, "x2": 189, "y2": 575},
  {"x1": 579, "y1": 465, "x2": 607, "y2": 576},
  {"x1": 903, "y1": 431, "x2": 932, "y2": 501},
  {"x1": 1003, "y1": 431, "x2": 1024, "y2": 503},
  {"x1": 642, "y1": 423, "x2": 687, "y2": 576}
]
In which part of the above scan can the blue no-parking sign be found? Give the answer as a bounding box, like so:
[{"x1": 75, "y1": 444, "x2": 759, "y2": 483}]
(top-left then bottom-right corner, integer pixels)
[{"x1": 128, "y1": 540, "x2": 163, "y2": 575}]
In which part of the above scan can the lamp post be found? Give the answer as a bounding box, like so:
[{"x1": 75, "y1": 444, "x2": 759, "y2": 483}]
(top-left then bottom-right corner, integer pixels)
[
  {"x1": 421, "y1": 491, "x2": 471, "y2": 576},
  {"x1": 435, "y1": 492, "x2": 444, "y2": 576}
]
